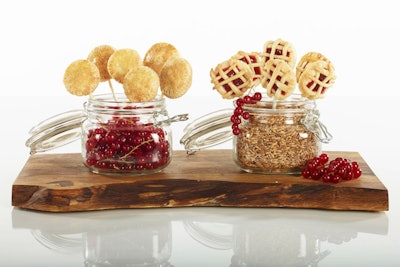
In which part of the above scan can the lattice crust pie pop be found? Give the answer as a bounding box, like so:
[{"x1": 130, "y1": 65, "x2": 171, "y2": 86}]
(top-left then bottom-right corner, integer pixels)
[
  {"x1": 260, "y1": 38, "x2": 296, "y2": 69},
  {"x1": 298, "y1": 60, "x2": 336, "y2": 99},
  {"x1": 231, "y1": 51, "x2": 263, "y2": 86},
  {"x1": 210, "y1": 59, "x2": 254, "y2": 99},
  {"x1": 261, "y1": 59, "x2": 296, "y2": 100},
  {"x1": 296, "y1": 52, "x2": 331, "y2": 82}
]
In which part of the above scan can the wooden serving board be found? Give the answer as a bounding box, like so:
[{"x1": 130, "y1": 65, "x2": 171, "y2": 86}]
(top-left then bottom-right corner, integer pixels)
[{"x1": 12, "y1": 150, "x2": 388, "y2": 212}]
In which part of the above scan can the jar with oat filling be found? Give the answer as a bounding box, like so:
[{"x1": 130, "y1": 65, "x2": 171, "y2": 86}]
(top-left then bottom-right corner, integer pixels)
[{"x1": 233, "y1": 94, "x2": 331, "y2": 174}]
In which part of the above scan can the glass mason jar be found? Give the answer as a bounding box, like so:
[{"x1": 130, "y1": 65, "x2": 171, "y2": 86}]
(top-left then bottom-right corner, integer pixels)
[
  {"x1": 233, "y1": 94, "x2": 331, "y2": 174},
  {"x1": 82, "y1": 94, "x2": 173, "y2": 175}
]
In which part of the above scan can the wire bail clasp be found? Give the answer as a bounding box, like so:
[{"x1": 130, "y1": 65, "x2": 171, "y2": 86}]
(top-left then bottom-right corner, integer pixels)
[{"x1": 301, "y1": 109, "x2": 332, "y2": 144}]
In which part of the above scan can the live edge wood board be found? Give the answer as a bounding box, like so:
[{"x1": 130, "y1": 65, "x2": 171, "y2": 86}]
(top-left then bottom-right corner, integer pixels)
[{"x1": 12, "y1": 150, "x2": 388, "y2": 212}]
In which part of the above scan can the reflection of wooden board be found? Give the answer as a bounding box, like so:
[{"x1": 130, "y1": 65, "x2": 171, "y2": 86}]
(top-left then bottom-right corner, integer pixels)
[{"x1": 12, "y1": 150, "x2": 388, "y2": 212}]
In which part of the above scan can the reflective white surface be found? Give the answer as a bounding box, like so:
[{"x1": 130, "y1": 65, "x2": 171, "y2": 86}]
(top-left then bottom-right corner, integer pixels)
[
  {"x1": 2, "y1": 0, "x2": 400, "y2": 266},
  {"x1": 8, "y1": 207, "x2": 390, "y2": 267}
]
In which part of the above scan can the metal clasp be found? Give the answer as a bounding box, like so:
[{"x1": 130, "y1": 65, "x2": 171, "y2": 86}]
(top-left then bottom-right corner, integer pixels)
[{"x1": 301, "y1": 109, "x2": 332, "y2": 144}]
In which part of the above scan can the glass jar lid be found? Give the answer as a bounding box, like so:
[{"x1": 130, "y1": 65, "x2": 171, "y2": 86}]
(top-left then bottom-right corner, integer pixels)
[
  {"x1": 25, "y1": 109, "x2": 86, "y2": 154},
  {"x1": 180, "y1": 108, "x2": 233, "y2": 154},
  {"x1": 25, "y1": 108, "x2": 189, "y2": 154}
]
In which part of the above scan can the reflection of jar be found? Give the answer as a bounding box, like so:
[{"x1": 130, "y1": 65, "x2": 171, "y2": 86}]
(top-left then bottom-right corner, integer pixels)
[
  {"x1": 82, "y1": 94, "x2": 173, "y2": 175},
  {"x1": 84, "y1": 222, "x2": 172, "y2": 267},
  {"x1": 231, "y1": 223, "x2": 326, "y2": 267},
  {"x1": 233, "y1": 95, "x2": 331, "y2": 174}
]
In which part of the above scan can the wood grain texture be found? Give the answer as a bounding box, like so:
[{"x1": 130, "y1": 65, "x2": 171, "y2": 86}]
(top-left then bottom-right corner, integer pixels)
[{"x1": 12, "y1": 150, "x2": 388, "y2": 212}]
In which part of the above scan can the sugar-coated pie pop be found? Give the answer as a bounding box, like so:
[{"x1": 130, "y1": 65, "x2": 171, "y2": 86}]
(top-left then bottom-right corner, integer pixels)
[
  {"x1": 123, "y1": 66, "x2": 159, "y2": 102},
  {"x1": 144, "y1": 42, "x2": 180, "y2": 76},
  {"x1": 261, "y1": 59, "x2": 296, "y2": 100},
  {"x1": 160, "y1": 57, "x2": 192, "y2": 99},
  {"x1": 296, "y1": 52, "x2": 331, "y2": 82},
  {"x1": 231, "y1": 51, "x2": 263, "y2": 86},
  {"x1": 63, "y1": 59, "x2": 100, "y2": 96},
  {"x1": 298, "y1": 60, "x2": 336, "y2": 100},
  {"x1": 260, "y1": 39, "x2": 296, "y2": 69},
  {"x1": 210, "y1": 59, "x2": 254, "y2": 99},
  {"x1": 107, "y1": 48, "x2": 142, "y2": 83},
  {"x1": 87, "y1": 45, "x2": 116, "y2": 82}
]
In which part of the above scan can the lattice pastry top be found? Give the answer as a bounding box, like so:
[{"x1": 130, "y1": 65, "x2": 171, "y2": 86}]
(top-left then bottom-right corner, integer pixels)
[
  {"x1": 260, "y1": 39, "x2": 296, "y2": 69},
  {"x1": 298, "y1": 60, "x2": 336, "y2": 100},
  {"x1": 210, "y1": 59, "x2": 254, "y2": 99},
  {"x1": 261, "y1": 59, "x2": 296, "y2": 100},
  {"x1": 231, "y1": 51, "x2": 263, "y2": 86},
  {"x1": 296, "y1": 52, "x2": 331, "y2": 82}
]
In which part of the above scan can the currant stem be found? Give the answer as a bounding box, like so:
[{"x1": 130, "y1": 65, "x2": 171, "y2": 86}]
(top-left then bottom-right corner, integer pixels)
[{"x1": 120, "y1": 139, "x2": 153, "y2": 160}]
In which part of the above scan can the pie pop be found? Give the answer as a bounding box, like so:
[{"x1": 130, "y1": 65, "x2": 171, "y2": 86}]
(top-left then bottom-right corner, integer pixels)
[
  {"x1": 296, "y1": 52, "x2": 331, "y2": 82},
  {"x1": 107, "y1": 48, "x2": 142, "y2": 83},
  {"x1": 123, "y1": 66, "x2": 160, "y2": 102},
  {"x1": 260, "y1": 38, "x2": 296, "y2": 69},
  {"x1": 64, "y1": 43, "x2": 192, "y2": 102},
  {"x1": 298, "y1": 59, "x2": 336, "y2": 99},
  {"x1": 231, "y1": 51, "x2": 263, "y2": 86},
  {"x1": 63, "y1": 59, "x2": 100, "y2": 96},
  {"x1": 210, "y1": 59, "x2": 254, "y2": 99},
  {"x1": 87, "y1": 45, "x2": 116, "y2": 82},
  {"x1": 160, "y1": 57, "x2": 193, "y2": 99},
  {"x1": 144, "y1": 42, "x2": 180, "y2": 76},
  {"x1": 261, "y1": 59, "x2": 296, "y2": 100}
]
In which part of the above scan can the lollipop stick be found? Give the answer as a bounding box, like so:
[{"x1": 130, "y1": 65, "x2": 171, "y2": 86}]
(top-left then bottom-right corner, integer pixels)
[
  {"x1": 108, "y1": 79, "x2": 118, "y2": 102},
  {"x1": 272, "y1": 97, "x2": 277, "y2": 110}
]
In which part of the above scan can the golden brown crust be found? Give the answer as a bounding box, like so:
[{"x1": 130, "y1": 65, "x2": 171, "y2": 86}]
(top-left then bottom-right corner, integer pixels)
[
  {"x1": 160, "y1": 57, "x2": 192, "y2": 99},
  {"x1": 87, "y1": 45, "x2": 116, "y2": 82},
  {"x1": 298, "y1": 60, "x2": 336, "y2": 100},
  {"x1": 296, "y1": 52, "x2": 330, "y2": 82},
  {"x1": 261, "y1": 59, "x2": 296, "y2": 100},
  {"x1": 210, "y1": 59, "x2": 254, "y2": 99},
  {"x1": 107, "y1": 48, "x2": 142, "y2": 83},
  {"x1": 123, "y1": 66, "x2": 159, "y2": 102},
  {"x1": 63, "y1": 59, "x2": 100, "y2": 96},
  {"x1": 231, "y1": 51, "x2": 263, "y2": 86},
  {"x1": 144, "y1": 42, "x2": 180, "y2": 76},
  {"x1": 260, "y1": 39, "x2": 296, "y2": 69}
]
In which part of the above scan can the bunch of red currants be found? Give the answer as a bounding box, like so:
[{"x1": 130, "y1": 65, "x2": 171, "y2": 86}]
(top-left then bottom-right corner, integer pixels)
[{"x1": 301, "y1": 153, "x2": 362, "y2": 183}]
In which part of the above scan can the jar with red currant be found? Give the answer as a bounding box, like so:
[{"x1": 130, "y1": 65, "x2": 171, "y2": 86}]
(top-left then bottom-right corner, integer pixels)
[
  {"x1": 232, "y1": 93, "x2": 332, "y2": 174},
  {"x1": 82, "y1": 94, "x2": 173, "y2": 175}
]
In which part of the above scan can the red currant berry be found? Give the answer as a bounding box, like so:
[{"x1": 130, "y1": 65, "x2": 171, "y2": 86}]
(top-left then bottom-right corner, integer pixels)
[
  {"x1": 321, "y1": 173, "x2": 332, "y2": 183},
  {"x1": 331, "y1": 174, "x2": 341, "y2": 183},
  {"x1": 232, "y1": 128, "x2": 240, "y2": 135},
  {"x1": 252, "y1": 92, "x2": 262, "y2": 101},
  {"x1": 236, "y1": 98, "x2": 244, "y2": 107},
  {"x1": 310, "y1": 169, "x2": 323, "y2": 180},
  {"x1": 243, "y1": 95, "x2": 252, "y2": 104},
  {"x1": 301, "y1": 168, "x2": 311, "y2": 178},
  {"x1": 319, "y1": 153, "x2": 329, "y2": 164},
  {"x1": 353, "y1": 168, "x2": 362, "y2": 179},
  {"x1": 234, "y1": 106, "x2": 243, "y2": 116}
]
